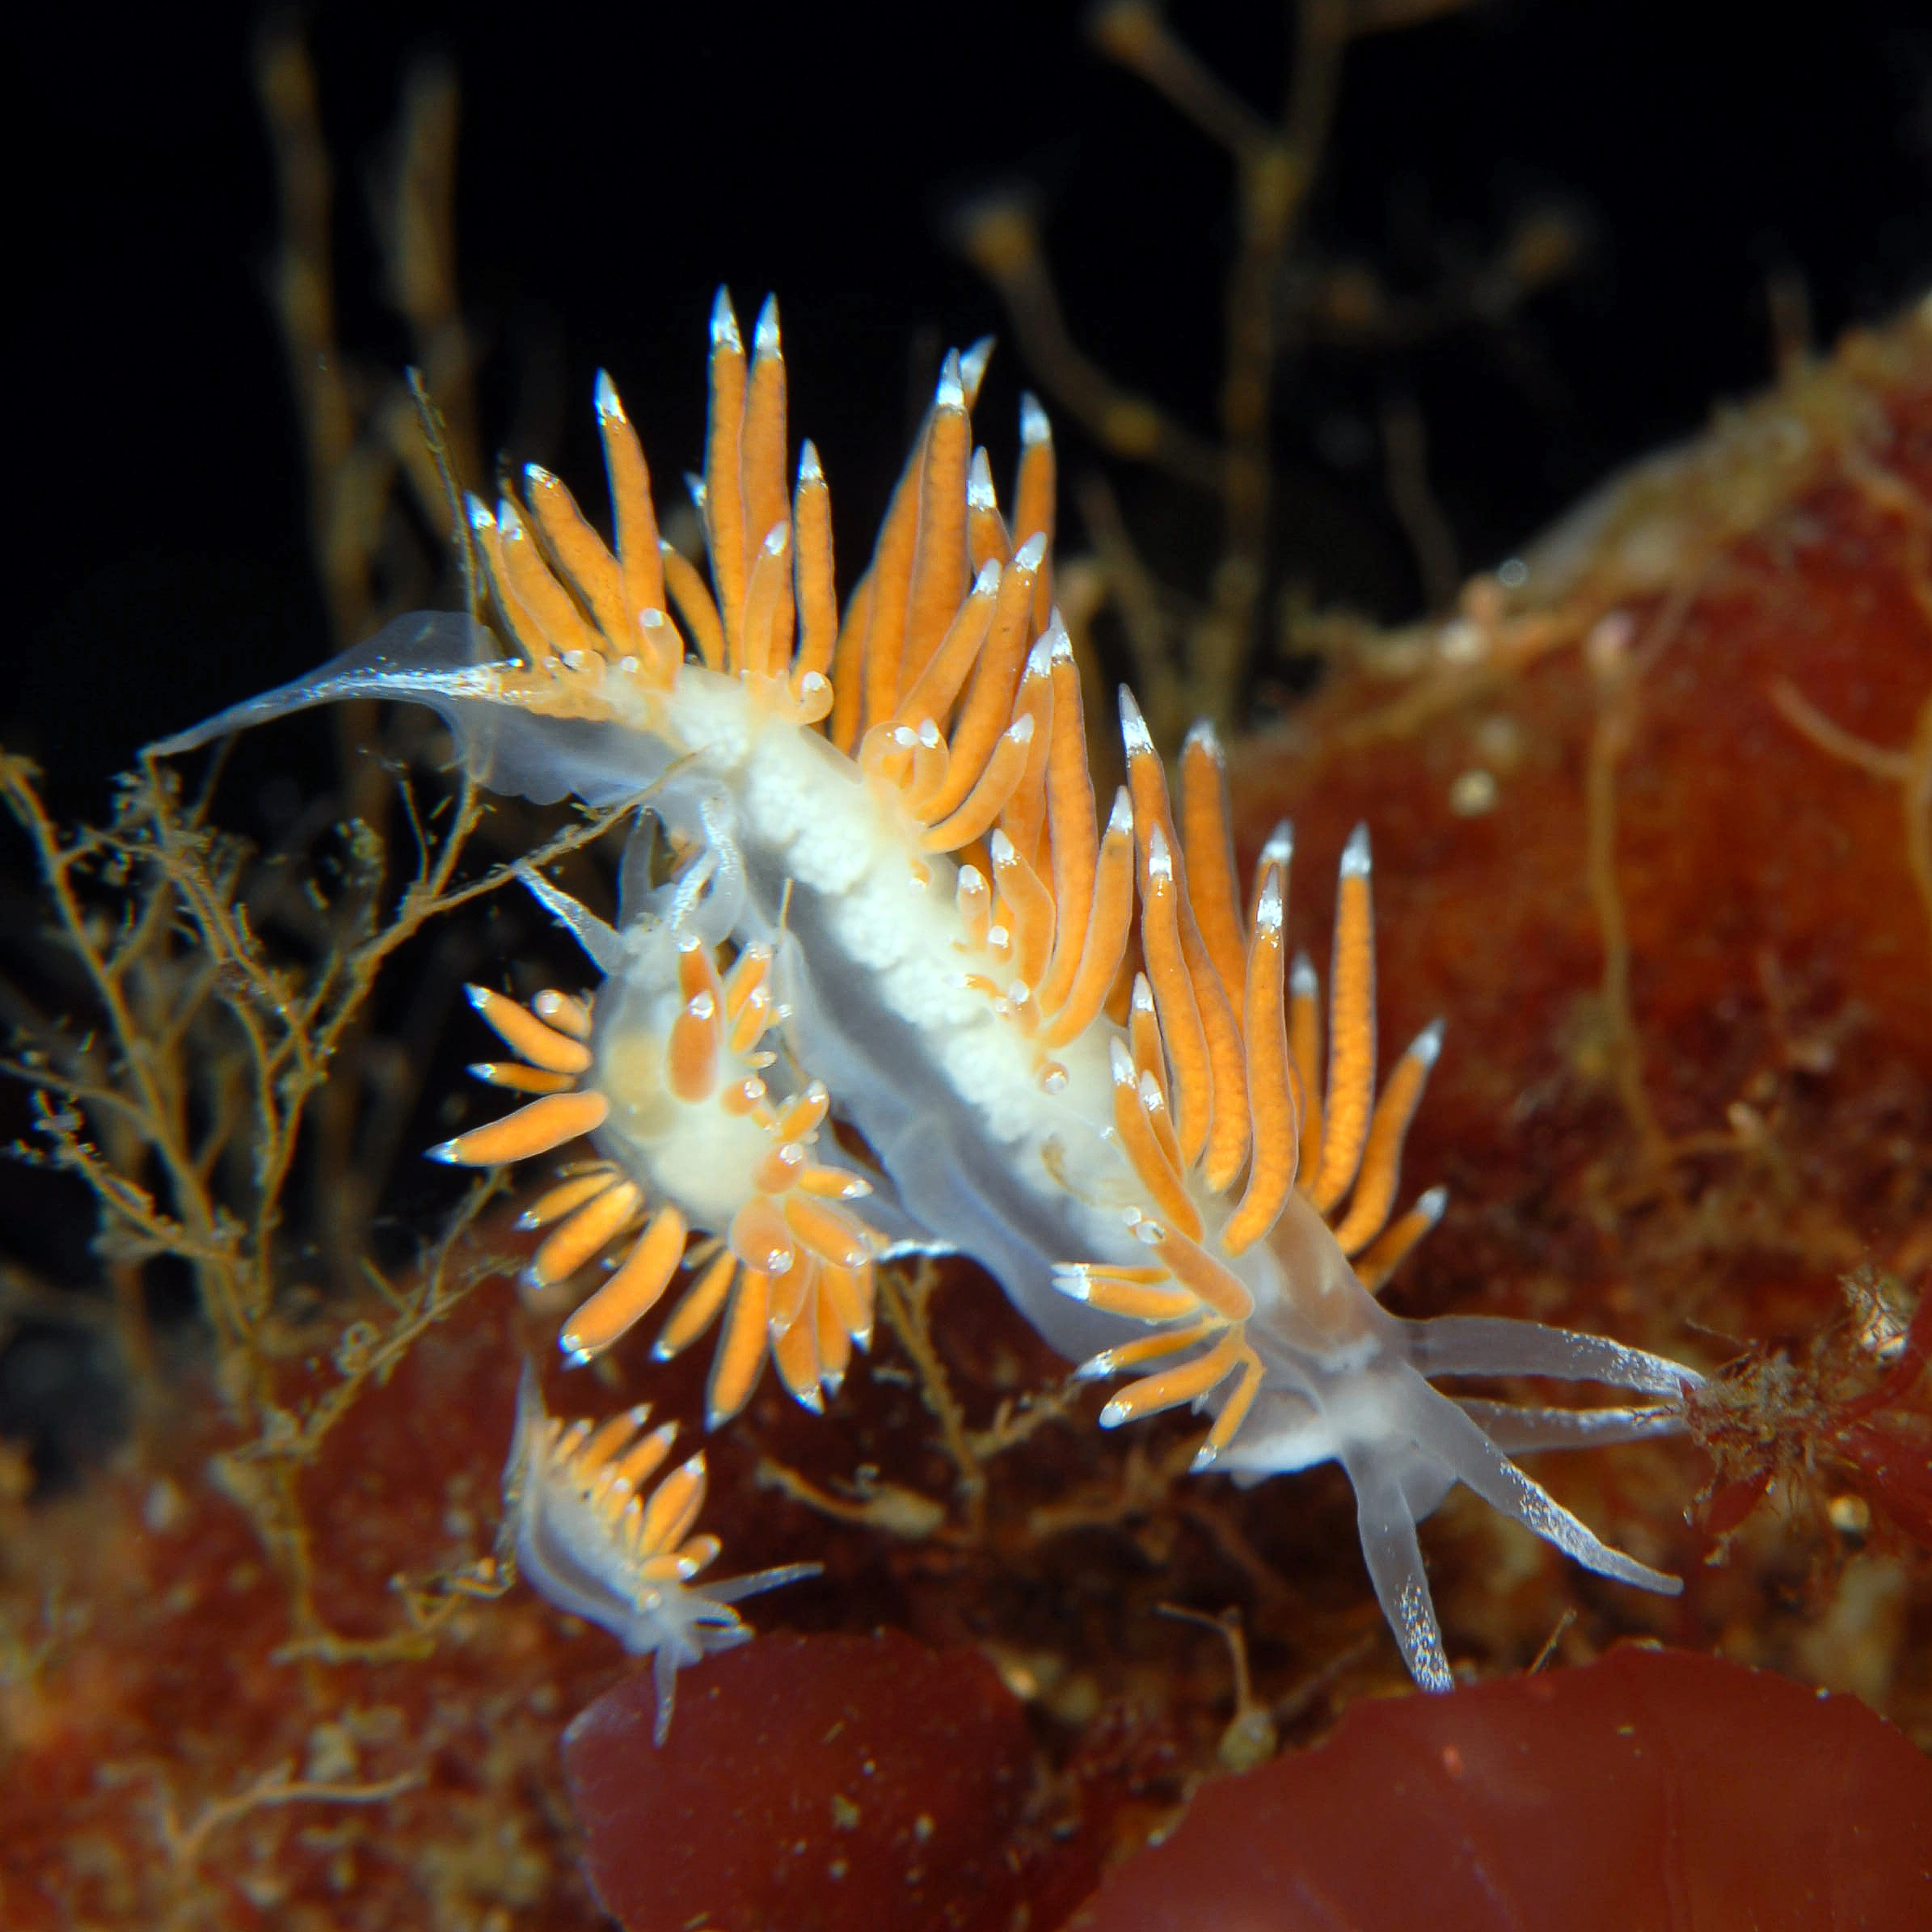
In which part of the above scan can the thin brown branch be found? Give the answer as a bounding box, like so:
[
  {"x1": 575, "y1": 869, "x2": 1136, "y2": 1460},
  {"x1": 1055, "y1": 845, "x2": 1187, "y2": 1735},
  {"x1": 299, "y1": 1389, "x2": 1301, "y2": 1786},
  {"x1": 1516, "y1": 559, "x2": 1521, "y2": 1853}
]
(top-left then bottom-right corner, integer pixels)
[
  {"x1": 1090, "y1": 3, "x2": 1276, "y2": 159},
  {"x1": 159, "y1": 1758, "x2": 426, "y2": 1873},
  {"x1": 1769, "y1": 679, "x2": 1914, "y2": 782},
  {"x1": 1582, "y1": 592, "x2": 1696, "y2": 1166},
  {"x1": 875, "y1": 1260, "x2": 989, "y2": 1539},
  {"x1": 1380, "y1": 393, "x2": 1461, "y2": 613},
  {"x1": 1074, "y1": 471, "x2": 1189, "y2": 740}
]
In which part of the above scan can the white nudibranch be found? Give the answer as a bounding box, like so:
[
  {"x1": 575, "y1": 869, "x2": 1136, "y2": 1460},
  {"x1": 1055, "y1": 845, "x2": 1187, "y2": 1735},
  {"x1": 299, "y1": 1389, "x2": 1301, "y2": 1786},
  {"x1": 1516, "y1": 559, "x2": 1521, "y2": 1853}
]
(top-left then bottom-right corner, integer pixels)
[
  {"x1": 150, "y1": 287, "x2": 1702, "y2": 1694},
  {"x1": 504, "y1": 1367, "x2": 817, "y2": 1743}
]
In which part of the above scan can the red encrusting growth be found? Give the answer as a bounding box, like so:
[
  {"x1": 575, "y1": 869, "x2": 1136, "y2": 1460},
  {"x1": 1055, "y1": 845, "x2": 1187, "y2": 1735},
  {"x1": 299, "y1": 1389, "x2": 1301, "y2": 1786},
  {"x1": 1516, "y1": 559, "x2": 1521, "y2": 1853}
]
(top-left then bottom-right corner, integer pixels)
[
  {"x1": 564, "y1": 1630, "x2": 1054, "y2": 1932},
  {"x1": 1065, "y1": 1645, "x2": 1932, "y2": 1932}
]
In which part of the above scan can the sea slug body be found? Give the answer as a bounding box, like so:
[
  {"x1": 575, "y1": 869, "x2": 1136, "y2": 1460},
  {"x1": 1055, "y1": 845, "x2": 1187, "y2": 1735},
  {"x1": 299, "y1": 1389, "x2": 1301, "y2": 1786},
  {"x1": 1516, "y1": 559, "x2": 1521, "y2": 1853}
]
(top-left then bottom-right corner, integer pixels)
[
  {"x1": 153, "y1": 289, "x2": 1701, "y2": 1690},
  {"x1": 504, "y1": 1365, "x2": 817, "y2": 1742}
]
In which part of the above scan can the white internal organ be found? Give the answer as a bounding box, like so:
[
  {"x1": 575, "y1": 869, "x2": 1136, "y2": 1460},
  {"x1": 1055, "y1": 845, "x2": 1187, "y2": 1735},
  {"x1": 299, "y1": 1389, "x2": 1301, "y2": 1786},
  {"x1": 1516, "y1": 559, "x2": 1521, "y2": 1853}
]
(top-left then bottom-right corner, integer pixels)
[{"x1": 652, "y1": 667, "x2": 1142, "y2": 1285}]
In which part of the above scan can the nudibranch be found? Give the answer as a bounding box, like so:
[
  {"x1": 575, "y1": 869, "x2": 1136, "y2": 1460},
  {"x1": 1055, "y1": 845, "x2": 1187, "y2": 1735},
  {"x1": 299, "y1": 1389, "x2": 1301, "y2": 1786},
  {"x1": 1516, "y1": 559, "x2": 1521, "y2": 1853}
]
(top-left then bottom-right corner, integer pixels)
[
  {"x1": 504, "y1": 1366, "x2": 818, "y2": 1743},
  {"x1": 153, "y1": 289, "x2": 1701, "y2": 1690}
]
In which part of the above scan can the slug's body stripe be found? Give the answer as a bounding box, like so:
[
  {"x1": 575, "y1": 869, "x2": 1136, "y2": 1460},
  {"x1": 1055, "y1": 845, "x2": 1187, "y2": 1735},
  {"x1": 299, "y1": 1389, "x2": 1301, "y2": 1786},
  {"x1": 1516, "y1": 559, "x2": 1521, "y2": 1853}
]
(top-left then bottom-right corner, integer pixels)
[
  {"x1": 703, "y1": 288, "x2": 750, "y2": 656},
  {"x1": 1222, "y1": 857, "x2": 1297, "y2": 1256},
  {"x1": 791, "y1": 442, "x2": 838, "y2": 687},
  {"x1": 565, "y1": 1207, "x2": 688, "y2": 1359},
  {"x1": 1179, "y1": 722, "x2": 1249, "y2": 1005},
  {"x1": 1289, "y1": 951, "x2": 1325, "y2": 1175},
  {"x1": 591, "y1": 370, "x2": 668, "y2": 636},
  {"x1": 1036, "y1": 625, "x2": 1099, "y2": 1012},
  {"x1": 524, "y1": 465, "x2": 623, "y2": 645},
  {"x1": 1122, "y1": 694, "x2": 1249, "y2": 1189},
  {"x1": 429, "y1": 1088, "x2": 609, "y2": 1167},
  {"x1": 1012, "y1": 392, "x2": 1057, "y2": 633},
  {"x1": 740, "y1": 299, "x2": 792, "y2": 631},
  {"x1": 662, "y1": 544, "x2": 725, "y2": 670},
  {"x1": 1354, "y1": 1186, "x2": 1448, "y2": 1294},
  {"x1": 966, "y1": 447, "x2": 1009, "y2": 573},
  {"x1": 1331, "y1": 1020, "x2": 1443, "y2": 1256},
  {"x1": 471, "y1": 985, "x2": 591, "y2": 1074},
  {"x1": 904, "y1": 355, "x2": 972, "y2": 704},
  {"x1": 894, "y1": 559, "x2": 1001, "y2": 735}
]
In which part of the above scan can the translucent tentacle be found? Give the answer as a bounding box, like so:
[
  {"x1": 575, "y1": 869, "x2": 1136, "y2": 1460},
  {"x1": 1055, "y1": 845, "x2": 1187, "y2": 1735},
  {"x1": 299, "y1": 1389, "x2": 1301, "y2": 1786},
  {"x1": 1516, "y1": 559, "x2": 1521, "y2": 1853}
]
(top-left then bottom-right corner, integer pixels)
[
  {"x1": 1408, "y1": 1314, "x2": 1702, "y2": 1399},
  {"x1": 1349, "y1": 1455, "x2": 1453, "y2": 1692},
  {"x1": 1455, "y1": 1397, "x2": 1689, "y2": 1455},
  {"x1": 1406, "y1": 1380, "x2": 1682, "y2": 1595}
]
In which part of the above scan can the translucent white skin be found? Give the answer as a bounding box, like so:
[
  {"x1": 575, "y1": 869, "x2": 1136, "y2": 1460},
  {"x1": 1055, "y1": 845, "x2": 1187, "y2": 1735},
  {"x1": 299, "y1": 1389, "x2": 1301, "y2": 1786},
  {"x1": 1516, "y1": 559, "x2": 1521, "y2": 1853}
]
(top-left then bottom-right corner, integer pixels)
[{"x1": 154, "y1": 616, "x2": 1701, "y2": 1692}]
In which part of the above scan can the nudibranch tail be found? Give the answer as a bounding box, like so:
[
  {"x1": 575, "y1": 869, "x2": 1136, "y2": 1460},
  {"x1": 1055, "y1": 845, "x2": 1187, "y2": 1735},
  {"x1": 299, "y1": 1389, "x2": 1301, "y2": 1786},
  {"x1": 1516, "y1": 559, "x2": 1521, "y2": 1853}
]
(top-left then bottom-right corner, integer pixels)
[
  {"x1": 506, "y1": 1366, "x2": 818, "y2": 1743},
  {"x1": 1055, "y1": 730, "x2": 1701, "y2": 1688},
  {"x1": 1057, "y1": 703, "x2": 1453, "y2": 1470}
]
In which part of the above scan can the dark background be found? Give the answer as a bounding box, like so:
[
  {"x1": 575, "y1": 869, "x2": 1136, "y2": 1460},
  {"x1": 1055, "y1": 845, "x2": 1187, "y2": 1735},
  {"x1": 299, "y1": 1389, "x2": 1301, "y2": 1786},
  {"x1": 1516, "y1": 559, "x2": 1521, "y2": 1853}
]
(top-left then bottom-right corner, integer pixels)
[{"x1": 15, "y1": 0, "x2": 1932, "y2": 786}]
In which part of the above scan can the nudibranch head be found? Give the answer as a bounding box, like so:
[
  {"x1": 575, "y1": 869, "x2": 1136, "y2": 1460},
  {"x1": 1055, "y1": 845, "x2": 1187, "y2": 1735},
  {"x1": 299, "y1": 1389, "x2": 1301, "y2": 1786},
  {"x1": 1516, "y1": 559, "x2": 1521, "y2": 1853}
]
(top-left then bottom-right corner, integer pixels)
[{"x1": 505, "y1": 1366, "x2": 818, "y2": 1743}]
